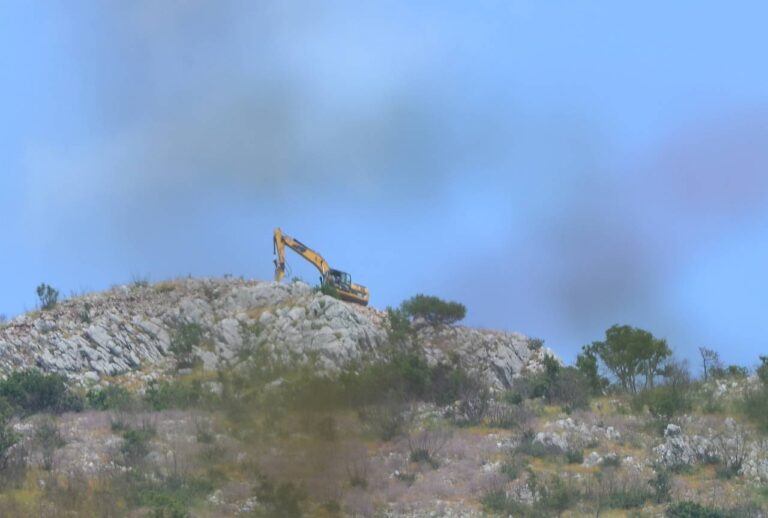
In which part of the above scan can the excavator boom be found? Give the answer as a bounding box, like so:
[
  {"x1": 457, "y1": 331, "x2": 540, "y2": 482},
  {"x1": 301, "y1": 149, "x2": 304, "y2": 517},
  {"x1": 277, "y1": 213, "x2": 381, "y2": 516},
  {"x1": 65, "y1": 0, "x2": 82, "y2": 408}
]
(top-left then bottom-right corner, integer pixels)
[{"x1": 273, "y1": 228, "x2": 369, "y2": 306}]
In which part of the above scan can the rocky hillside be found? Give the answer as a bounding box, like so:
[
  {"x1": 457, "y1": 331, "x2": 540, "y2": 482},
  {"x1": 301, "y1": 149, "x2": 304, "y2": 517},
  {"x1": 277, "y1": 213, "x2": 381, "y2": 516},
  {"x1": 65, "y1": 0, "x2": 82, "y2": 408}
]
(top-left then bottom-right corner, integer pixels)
[{"x1": 0, "y1": 278, "x2": 554, "y2": 387}]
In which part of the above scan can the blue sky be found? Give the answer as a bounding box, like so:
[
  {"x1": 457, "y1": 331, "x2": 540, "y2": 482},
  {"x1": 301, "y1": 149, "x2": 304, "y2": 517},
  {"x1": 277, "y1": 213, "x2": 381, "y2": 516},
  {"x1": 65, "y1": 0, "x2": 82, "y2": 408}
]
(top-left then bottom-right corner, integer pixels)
[{"x1": 2, "y1": 1, "x2": 768, "y2": 369}]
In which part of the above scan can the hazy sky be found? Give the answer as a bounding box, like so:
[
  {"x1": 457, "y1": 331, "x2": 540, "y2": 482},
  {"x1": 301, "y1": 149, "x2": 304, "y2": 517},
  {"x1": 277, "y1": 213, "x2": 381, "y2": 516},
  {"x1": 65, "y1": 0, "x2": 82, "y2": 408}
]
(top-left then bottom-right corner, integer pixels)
[{"x1": 2, "y1": 1, "x2": 768, "y2": 368}]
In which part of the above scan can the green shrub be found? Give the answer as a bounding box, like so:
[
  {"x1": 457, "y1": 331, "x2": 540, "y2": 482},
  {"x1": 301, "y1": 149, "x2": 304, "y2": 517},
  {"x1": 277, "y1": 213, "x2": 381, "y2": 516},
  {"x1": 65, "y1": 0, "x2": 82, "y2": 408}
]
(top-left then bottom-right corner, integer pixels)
[
  {"x1": 34, "y1": 418, "x2": 65, "y2": 471},
  {"x1": 632, "y1": 361, "x2": 692, "y2": 420},
  {"x1": 169, "y1": 323, "x2": 204, "y2": 369},
  {"x1": 87, "y1": 385, "x2": 136, "y2": 411},
  {"x1": 538, "y1": 475, "x2": 578, "y2": 514},
  {"x1": 119, "y1": 423, "x2": 156, "y2": 467},
  {"x1": 633, "y1": 384, "x2": 692, "y2": 419},
  {"x1": 515, "y1": 430, "x2": 562, "y2": 459},
  {"x1": 253, "y1": 475, "x2": 307, "y2": 518},
  {"x1": 401, "y1": 294, "x2": 466, "y2": 325},
  {"x1": 710, "y1": 364, "x2": 749, "y2": 380},
  {"x1": 341, "y1": 350, "x2": 432, "y2": 405},
  {"x1": 500, "y1": 460, "x2": 522, "y2": 480},
  {"x1": 36, "y1": 283, "x2": 59, "y2": 310},
  {"x1": 758, "y1": 356, "x2": 768, "y2": 386},
  {"x1": 407, "y1": 423, "x2": 452, "y2": 469},
  {"x1": 319, "y1": 283, "x2": 340, "y2": 300},
  {"x1": 144, "y1": 379, "x2": 205, "y2": 411},
  {"x1": 576, "y1": 344, "x2": 609, "y2": 395},
  {"x1": 606, "y1": 487, "x2": 648, "y2": 509},
  {"x1": 385, "y1": 307, "x2": 414, "y2": 348},
  {"x1": 649, "y1": 468, "x2": 672, "y2": 503},
  {"x1": 743, "y1": 387, "x2": 768, "y2": 431},
  {"x1": 0, "y1": 415, "x2": 19, "y2": 476},
  {"x1": 666, "y1": 501, "x2": 726, "y2": 518},
  {"x1": 125, "y1": 473, "x2": 213, "y2": 518},
  {"x1": 601, "y1": 455, "x2": 622, "y2": 468},
  {"x1": 357, "y1": 391, "x2": 413, "y2": 441},
  {"x1": 565, "y1": 449, "x2": 584, "y2": 464},
  {"x1": 0, "y1": 370, "x2": 83, "y2": 416},
  {"x1": 480, "y1": 489, "x2": 529, "y2": 515},
  {"x1": 511, "y1": 359, "x2": 592, "y2": 412}
]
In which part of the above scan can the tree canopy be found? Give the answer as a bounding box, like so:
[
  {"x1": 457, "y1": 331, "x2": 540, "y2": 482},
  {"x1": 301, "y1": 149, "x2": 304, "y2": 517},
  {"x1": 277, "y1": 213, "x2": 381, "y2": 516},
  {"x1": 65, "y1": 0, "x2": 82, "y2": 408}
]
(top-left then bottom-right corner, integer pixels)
[
  {"x1": 401, "y1": 295, "x2": 466, "y2": 326},
  {"x1": 589, "y1": 325, "x2": 671, "y2": 394}
]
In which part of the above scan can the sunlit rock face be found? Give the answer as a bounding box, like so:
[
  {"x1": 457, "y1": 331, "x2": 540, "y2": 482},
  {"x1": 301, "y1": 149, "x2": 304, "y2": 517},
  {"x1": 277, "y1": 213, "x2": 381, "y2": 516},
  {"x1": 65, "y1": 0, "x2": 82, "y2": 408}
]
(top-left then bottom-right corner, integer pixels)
[{"x1": 0, "y1": 278, "x2": 556, "y2": 387}]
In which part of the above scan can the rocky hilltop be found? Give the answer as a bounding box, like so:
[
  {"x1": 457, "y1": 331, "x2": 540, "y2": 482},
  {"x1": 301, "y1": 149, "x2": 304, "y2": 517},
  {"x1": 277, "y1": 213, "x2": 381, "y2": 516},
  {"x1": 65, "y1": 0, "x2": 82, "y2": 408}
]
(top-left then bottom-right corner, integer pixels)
[{"x1": 0, "y1": 278, "x2": 554, "y2": 387}]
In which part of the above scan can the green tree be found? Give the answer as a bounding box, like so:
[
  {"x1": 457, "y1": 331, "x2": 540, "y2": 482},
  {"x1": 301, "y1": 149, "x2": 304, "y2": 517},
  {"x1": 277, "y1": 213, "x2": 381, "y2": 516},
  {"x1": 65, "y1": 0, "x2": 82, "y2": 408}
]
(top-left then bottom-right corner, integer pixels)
[
  {"x1": 591, "y1": 325, "x2": 671, "y2": 393},
  {"x1": 400, "y1": 294, "x2": 466, "y2": 326},
  {"x1": 698, "y1": 347, "x2": 721, "y2": 382},
  {"x1": 36, "y1": 283, "x2": 59, "y2": 310},
  {"x1": 576, "y1": 344, "x2": 609, "y2": 395}
]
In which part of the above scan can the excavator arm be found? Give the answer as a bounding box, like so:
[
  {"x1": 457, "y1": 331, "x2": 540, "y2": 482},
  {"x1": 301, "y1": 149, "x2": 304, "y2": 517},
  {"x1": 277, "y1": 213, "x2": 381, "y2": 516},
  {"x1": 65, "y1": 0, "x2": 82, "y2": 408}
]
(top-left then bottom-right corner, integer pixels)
[
  {"x1": 273, "y1": 228, "x2": 369, "y2": 306},
  {"x1": 273, "y1": 227, "x2": 330, "y2": 281}
]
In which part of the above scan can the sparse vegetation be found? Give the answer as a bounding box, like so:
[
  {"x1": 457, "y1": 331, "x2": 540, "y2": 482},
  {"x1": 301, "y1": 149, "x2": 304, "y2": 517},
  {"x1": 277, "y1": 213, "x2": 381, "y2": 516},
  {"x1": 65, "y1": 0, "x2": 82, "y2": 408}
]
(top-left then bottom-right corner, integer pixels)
[
  {"x1": 34, "y1": 417, "x2": 65, "y2": 471},
  {"x1": 510, "y1": 355, "x2": 593, "y2": 412}
]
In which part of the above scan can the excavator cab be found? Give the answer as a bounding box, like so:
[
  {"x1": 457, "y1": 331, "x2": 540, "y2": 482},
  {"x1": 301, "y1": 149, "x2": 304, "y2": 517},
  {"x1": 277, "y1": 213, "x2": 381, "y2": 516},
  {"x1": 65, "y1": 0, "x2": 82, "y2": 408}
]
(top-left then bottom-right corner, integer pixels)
[{"x1": 326, "y1": 269, "x2": 352, "y2": 290}]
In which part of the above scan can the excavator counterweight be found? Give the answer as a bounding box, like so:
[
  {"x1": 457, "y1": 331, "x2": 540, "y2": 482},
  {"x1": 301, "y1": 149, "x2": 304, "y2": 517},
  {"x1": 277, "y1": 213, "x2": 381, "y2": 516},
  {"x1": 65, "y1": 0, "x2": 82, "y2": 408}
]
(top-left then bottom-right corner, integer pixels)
[{"x1": 273, "y1": 228, "x2": 369, "y2": 306}]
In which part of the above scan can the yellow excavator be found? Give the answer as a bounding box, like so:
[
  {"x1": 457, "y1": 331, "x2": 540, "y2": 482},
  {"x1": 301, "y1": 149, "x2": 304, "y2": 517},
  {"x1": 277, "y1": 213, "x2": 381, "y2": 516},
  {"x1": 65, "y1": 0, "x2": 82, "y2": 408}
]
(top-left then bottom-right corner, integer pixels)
[{"x1": 273, "y1": 228, "x2": 370, "y2": 306}]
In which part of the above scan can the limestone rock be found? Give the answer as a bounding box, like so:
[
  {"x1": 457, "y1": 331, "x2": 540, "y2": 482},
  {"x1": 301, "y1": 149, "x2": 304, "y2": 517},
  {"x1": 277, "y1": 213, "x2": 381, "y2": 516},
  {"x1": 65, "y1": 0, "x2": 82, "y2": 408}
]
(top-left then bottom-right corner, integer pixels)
[{"x1": 0, "y1": 278, "x2": 556, "y2": 388}]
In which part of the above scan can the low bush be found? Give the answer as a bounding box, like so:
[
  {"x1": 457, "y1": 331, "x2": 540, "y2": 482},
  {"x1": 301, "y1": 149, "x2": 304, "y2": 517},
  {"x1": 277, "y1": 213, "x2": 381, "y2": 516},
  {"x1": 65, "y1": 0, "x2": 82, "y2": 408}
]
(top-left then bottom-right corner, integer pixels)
[
  {"x1": 253, "y1": 475, "x2": 307, "y2": 518},
  {"x1": 482, "y1": 474, "x2": 580, "y2": 517},
  {"x1": 649, "y1": 468, "x2": 672, "y2": 503},
  {"x1": 0, "y1": 414, "x2": 20, "y2": 486},
  {"x1": 480, "y1": 489, "x2": 529, "y2": 516},
  {"x1": 515, "y1": 430, "x2": 562, "y2": 459},
  {"x1": 34, "y1": 418, "x2": 65, "y2": 471},
  {"x1": 632, "y1": 384, "x2": 692, "y2": 419},
  {"x1": 144, "y1": 379, "x2": 205, "y2": 411},
  {"x1": 400, "y1": 294, "x2": 466, "y2": 325},
  {"x1": 125, "y1": 472, "x2": 214, "y2": 518},
  {"x1": 666, "y1": 501, "x2": 727, "y2": 518},
  {"x1": 486, "y1": 401, "x2": 533, "y2": 430},
  {"x1": 0, "y1": 370, "x2": 83, "y2": 416},
  {"x1": 340, "y1": 350, "x2": 432, "y2": 405},
  {"x1": 385, "y1": 307, "x2": 414, "y2": 348},
  {"x1": 500, "y1": 460, "x2": 522, "y2": 480},
  {"x1": 710, "y1": 365, "x2": 749, "y2": 380},
  {"x1": 407, "y1": 423, "x2": 452, "y2": 469},
  {"x1": 36, "y1": 283, "x2": 59, "y2": 310},
  {"x1": 743, "y1": 356, "x2": 768, "y2": 431},
  {"x1": 319, "y1": 283, "x2": 340, "y2": 300},
  {"x1": 743, "y1": 388, "x2": 768, "y2": 431},
  {"x1": 565, "y1": 448, "x2": 584, "y2": 464},
  {"x1": 169, "y1": 323, "x2": 204, "y2": 369},
  {"x1": 119, "y1": 423, "x2": 156, "y2": 467},
  {"x1": 510, "y1": 358, "x2": 592, "y2": 412},
  {"x1": 631, "y1": 361, "x2": 692, "y2": 420},
  {"x1": 358, "y1": 391, "x2": 413, "y2": 441},
  {"x1": 87, "y1": 385, "x2": 136, "y2": 411}
]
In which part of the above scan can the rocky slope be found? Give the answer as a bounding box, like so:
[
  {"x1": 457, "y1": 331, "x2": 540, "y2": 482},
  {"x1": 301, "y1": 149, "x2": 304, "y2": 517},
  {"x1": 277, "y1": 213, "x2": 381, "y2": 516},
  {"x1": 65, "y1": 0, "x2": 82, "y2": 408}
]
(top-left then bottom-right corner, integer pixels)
[{"x1": 0, "y1": 278, "x2": 554, "y2": 387}]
